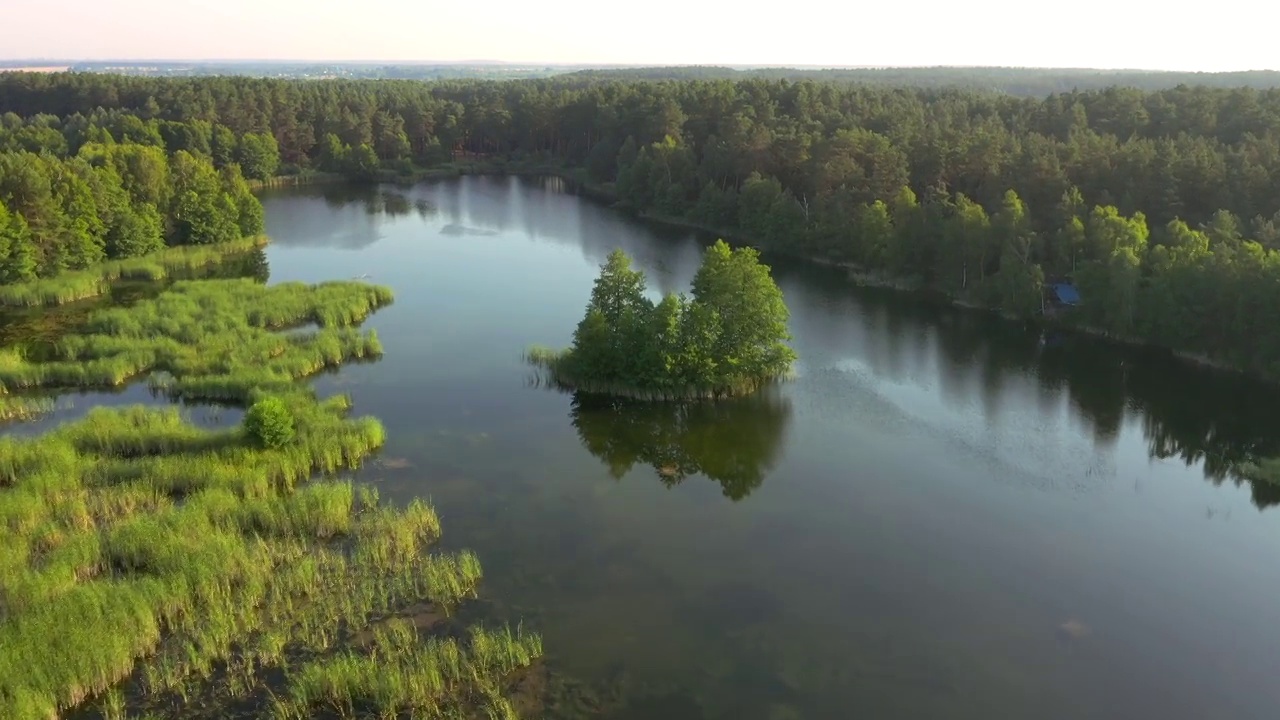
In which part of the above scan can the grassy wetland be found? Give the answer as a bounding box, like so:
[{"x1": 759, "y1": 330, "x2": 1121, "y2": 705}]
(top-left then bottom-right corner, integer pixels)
[
  {"x1": 0, "y1": 272, "x2": 543, "y2": 718},
  {"x1": 0, "y1": 237, "x2": 269, "y2": 308}
]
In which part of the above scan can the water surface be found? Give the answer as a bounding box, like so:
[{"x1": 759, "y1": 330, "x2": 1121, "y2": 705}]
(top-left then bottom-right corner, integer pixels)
[{"x1": 205, "y1": 176, "x2": 1280, "y2": 717}]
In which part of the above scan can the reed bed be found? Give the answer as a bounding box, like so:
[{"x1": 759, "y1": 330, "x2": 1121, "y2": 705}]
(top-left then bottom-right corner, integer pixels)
[
  {"x1": 0, "y1": 394, "x2": 52, "y2": 422},
  {"x1": 0, "y1": 278, "x2": 390, "y2": 397},
  {"x1": 0, "y1": 274, "x2": 540, "y2": 719},
  {"x1": 274, "y1": 623, "x2": 543, "y2": 720},
  {"x1": 0, "y1": 404, "x2": 517, "y2": 719},
  {"x1": 0, "y1": 237, "x2": 268, "y2": 308}
]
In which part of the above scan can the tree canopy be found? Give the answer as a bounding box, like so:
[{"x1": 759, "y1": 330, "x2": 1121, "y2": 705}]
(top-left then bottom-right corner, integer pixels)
[
  {"x1": 5, "y1": 73, "x2": 1280, "y2": 376},
  {"x1": 535, "y1": 241, "x2": 796, "y2": 399}
]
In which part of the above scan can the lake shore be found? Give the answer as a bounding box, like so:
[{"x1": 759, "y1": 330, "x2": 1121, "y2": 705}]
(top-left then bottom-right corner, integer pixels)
[{"x1": 254, "y1": 161, "x2": 1270, "y2": 385}]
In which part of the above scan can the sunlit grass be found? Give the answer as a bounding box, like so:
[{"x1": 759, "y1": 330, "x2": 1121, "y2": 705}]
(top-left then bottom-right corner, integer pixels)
[
  {"x1": 0, "y1": 277, "x2": 390, "y2": 398},
  {"x1": 0, "y1": 237, "x2": 268, "y2": 308},
  {"x1": 0, "y1": 269, "x2": 540, "y2": 718}
]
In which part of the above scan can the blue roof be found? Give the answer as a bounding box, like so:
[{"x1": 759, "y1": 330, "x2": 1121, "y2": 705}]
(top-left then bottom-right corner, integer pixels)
[{"x1": 1051, "y1": 283, "x2": 1081, "y2": 305}]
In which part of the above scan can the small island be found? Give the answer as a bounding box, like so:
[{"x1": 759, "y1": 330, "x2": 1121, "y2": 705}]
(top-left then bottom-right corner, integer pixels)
[{"x1": 529, "y1": 240, "x2": 797, "y2": 400}]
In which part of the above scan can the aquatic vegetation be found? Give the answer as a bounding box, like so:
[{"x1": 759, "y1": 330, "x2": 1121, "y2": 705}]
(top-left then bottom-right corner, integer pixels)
[
  {"x1": 0, "y1": 237, "x2": 269, "y2": 308},
  {"x1": 0, "y1": 394, "x2": 52, "y2": 423},
  {"x1": 528, "y1": 242, "x2": 796, "y2": 401},
  {"x1": 274, "y1": 623, "x2": 543, "y2": 719},
  {"x1": 0, "y1": 276, "x2": 542, "y2": 718},
  {"x1": 0, "y1": 277, "x2": 391, "y2": 401},
  {"x1": 0, "y1": 404, "x2": 537, "y2": 718}
]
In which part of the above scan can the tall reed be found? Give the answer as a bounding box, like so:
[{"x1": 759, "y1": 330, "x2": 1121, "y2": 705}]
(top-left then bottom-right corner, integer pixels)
[{"x1": 0, "y1": 237, "x2": 268, "y2": 308}]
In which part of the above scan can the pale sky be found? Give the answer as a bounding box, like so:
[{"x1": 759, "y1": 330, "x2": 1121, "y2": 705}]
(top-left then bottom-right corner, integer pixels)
[{"x1": 3, "y1": 0, "x2": 1278, "y2": 72}]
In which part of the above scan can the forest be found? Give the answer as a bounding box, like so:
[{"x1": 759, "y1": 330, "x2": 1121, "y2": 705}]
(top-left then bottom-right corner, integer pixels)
[
  {"x1": 0, "y1": 107, "x2": 266, "y2": 280},
  {"x1": 2, "y1": 72, "x2": 1280, "y2": 376}
]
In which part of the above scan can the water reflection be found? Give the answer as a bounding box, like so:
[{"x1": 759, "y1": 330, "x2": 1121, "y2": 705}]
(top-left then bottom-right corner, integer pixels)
[
  {"x1": 262, "y1": 185, "x2": 435, "y2": 250},
  {"x1": 567, "y1": 389, "x2": 794, "y2": 501},
  {"x1": 782, "y1": 266, "x2": 1280, "y2": 510}
]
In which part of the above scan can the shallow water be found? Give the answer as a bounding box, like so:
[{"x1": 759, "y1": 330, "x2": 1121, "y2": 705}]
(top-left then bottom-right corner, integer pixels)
[{"x1": 22, "y1": 174, "x2": 1280, "y2": 719}]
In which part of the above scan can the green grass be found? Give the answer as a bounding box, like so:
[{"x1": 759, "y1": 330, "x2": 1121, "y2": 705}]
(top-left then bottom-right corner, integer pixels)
[
  {"x1": 273, "y1": 623, "x2": 542, "y2": 719},
  {"x1": 0, "y1": 277, "x2": 391, "y2": 400},
  {"x1": 0, "y1": 394, "x2": 52, "y2": 423},
  {"x1": 0, "y1": 275, "x2": 543, "y2": 718},
  {"x1": 0, "y1": 237, "x2": 268, "y2": 308}
]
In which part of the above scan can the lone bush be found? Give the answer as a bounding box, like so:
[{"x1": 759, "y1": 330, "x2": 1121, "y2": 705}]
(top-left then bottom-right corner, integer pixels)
[{"x1": 244, "y1": 396, "x2": 296, "y2": 448}]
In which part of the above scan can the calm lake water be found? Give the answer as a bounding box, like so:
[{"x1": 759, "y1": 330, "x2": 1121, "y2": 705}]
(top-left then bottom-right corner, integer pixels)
[{"x1": 18, "y1": 175, "x2": 1280, "y2": 719}]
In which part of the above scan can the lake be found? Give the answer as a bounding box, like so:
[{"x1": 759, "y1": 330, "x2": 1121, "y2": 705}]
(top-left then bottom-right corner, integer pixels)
[{"x1": 36, "y1": 175, "x2": 1280, "y2": 719}]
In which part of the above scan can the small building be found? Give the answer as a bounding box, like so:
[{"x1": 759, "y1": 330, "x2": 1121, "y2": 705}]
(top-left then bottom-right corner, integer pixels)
[
  {"x1": 1041, "y1": 282, "x2": 1081, "y2": 316},
  {"x1": 1049, "y1": 283, "x2": 1081, "y2": 307}
]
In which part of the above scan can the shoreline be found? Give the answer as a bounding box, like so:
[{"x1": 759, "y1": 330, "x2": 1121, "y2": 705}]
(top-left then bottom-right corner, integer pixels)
[
  {"x1": 257, "y1": 163, "x2": 1269, "y2": 386},
  {"x1": 525, "y1": 350, "x2": 788, "y2": 402}
]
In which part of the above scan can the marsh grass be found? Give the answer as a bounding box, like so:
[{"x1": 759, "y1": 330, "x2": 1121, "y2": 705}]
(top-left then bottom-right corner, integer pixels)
[
  {"x1": 0, "y1": 403, "x2": 531, "y2": 719},
  {"x1": 274, "y1": 623, "x2": 542, "y2": 720},
  {"x1": 0, "y1": 277, "x2": 390, "y2": 399},
  {"x1": 0, "y1": 273, "x2": 543, "y2": 719},
  {"x1": 0, "y1": 394, "x2": 52, "y2": 422},
  {"x1": 0, "y1": 238, "x2": 269, "y2": 308}
]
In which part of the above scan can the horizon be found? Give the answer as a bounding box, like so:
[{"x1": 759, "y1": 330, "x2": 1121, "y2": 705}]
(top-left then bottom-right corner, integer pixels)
[
  {"x1": 3, "y1": 59, "x2": 1278, "y2": 75},
  {"x1": 3, "y1": 0, "x2": 1278, "y2": 73}
]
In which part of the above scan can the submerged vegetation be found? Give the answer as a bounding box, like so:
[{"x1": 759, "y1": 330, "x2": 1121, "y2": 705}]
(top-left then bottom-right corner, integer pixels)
[
  {"x1": 530, "y1": 240, "x2": 796, "y2": 400},
  {"x1": 0, "y1": 276, "x2": 543, "y2": 718}
]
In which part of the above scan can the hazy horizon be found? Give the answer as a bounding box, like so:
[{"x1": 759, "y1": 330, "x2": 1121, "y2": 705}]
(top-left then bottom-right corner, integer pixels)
[
  {"x1": 3, "y1": 0, "x2": 1278, "y2": 73},
  {"x1": 6, "y1": 59, "x2": 1280, "y2": 74}
]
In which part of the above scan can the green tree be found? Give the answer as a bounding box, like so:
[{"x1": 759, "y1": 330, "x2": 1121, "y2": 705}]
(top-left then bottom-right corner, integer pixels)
[
  {"x1": 210, "y1": 124, "x2": 238, "y2": 169},
  {"x1": 0, "y1": 200, "x2": 37, "y2": 282},
  {"x1": 235, "y1": 132, "x2": 280, "y2": 180},
  {"x1": 569, "y1": 249, "x2": 654, "y2": 382},
  {"x1": 343, "y1": 144, "x2": 380, "y2": 181},
  {"x1": 220, "y1": 165, "x2": 266, "y2": 236},
  {"x1": 244, "y1": 396, "x2": 296, "y2": 449},
  {"x1": 170, "y1": 151, "x2": 238, "y2": 244},
  {"x1": 690, "y1": 240, "x2": 796, "y2": 384}
]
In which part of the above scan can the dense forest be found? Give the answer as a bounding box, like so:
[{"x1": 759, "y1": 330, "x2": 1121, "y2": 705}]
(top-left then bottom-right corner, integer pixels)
[
  {"x1": 3, "y1": 72, "x2": 1280, "y2": 376},
  {"x1": 0, "y1": 105, "x2": 265, "y2": 279}
]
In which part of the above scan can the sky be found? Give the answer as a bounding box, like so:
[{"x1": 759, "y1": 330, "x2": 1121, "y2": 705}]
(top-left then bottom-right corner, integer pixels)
[{"x1": 3, "y1": 0, "x2": 1278, "y2": 72}]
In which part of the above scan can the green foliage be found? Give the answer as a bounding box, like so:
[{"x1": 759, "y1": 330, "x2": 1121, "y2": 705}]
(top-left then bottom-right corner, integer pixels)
[
  {"x1": 233, "y1": 132, "x2": 280, "y2": 180},
  {"x1": 244, "y1": 397, "x2": 296, "y2": 449},
  {"x1": 0, "y1": 270, "x2": 538, "y2": 717},
  {"x1": 532, "y1": 241, "x2": 795, "y2": 399},
  {"x1": 0, "y1": 236, "x2": 266, "y2": 307},
  {"x1": 5, "y1": 74, "x2": 1280, "y2": 375}
]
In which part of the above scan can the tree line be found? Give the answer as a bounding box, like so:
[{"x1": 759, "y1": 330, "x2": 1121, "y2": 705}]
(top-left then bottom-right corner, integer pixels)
[
  {"x1": 0, "y1": 112, "x2": 266, "y2": 280},
  {"x1": 3, "y1": 73, "x2": 1280, "y2": 375}
]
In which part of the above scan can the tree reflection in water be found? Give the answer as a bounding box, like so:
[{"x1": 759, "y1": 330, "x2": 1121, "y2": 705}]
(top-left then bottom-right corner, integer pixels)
[{"x1": 568, "y1": 388, "x2": 793, "y2": 501}]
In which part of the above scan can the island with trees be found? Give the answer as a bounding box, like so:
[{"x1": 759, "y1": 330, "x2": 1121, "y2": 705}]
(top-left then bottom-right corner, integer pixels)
[{"x1": 529, "y1": 240, "x2": 796, "y2": 400}]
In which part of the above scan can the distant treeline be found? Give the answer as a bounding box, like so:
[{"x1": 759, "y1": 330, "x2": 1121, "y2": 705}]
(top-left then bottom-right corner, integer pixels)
[
  {"x1": 566, "y1": 66, "x2": 1280, "y2": 94},
  {"x1": 6, "y1": 64, "x2": 1280, "y2": 94},
  {"x1": 4, "y1": 73, "x2": 1280, "y2": 376}
]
